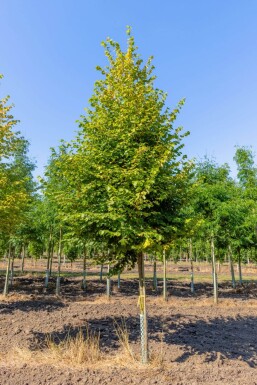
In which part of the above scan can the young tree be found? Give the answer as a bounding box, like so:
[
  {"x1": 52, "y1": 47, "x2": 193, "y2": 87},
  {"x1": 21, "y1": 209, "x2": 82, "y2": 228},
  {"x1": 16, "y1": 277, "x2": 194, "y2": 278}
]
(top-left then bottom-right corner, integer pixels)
[
  {"x1": 0, "y1": 75, "x2": 35, "y2": 294},
  {"x1": 234, "y1": 146, "x2": 257, "y2": 189},
  {"x1": 49, "y1": 29, "x2": 191, "y2": 362}
]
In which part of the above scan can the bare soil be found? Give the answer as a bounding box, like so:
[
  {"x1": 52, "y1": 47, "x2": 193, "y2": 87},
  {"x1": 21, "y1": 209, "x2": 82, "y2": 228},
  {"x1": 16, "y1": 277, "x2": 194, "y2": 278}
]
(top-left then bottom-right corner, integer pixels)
[{"x1": 1, "y1": 273, "x2": 257, "y2": 384}]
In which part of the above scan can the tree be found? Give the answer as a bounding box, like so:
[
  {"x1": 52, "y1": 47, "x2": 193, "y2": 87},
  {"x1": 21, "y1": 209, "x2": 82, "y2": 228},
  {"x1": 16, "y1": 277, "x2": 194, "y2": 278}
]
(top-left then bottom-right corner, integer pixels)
[
  {"x1": 234, "y1": 146, "x2": 257, "y2": 189},
  {"x1": 0, "y1": 75, "x2": 35, "y2": 295},
  {"x1": 0, "y1": 76, "x2": 35, "y2": 236},
  {"x1": 48, "y1": 28, "x2": 191, "y2": 363}
]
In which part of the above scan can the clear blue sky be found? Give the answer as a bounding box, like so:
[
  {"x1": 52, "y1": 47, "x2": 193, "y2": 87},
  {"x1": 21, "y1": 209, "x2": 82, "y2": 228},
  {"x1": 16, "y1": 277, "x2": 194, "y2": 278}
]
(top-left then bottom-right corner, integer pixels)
[{"x1": 1, "y1": 0, "x2": 257, "y2": 177}]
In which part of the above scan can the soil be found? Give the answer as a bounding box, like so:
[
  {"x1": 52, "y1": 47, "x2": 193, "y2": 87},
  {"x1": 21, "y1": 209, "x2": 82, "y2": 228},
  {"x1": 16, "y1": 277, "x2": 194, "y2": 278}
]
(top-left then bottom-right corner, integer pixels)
[{"x1": 1, "y1": 274, "x2": 257, "y2": 385}]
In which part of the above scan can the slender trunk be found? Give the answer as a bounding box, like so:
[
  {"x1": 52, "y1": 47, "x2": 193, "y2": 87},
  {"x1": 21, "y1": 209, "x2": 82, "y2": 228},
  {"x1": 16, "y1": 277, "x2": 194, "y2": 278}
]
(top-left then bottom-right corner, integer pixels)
[
  {"x1": 138, "y1": 253, "x2": 148, "y2": 364},
  {"x1": 163, "y1": 249, "x2": 167, "y2": 301},
  {"x1": 3, "y1": 245, "x2": 12, "y2": 296},
  {"x1": 45, "y1": 233, "x2": 52, "y2": 288},
  {"x1": 106, "y1": 264, "x2": 111, "y2": 299},
  {"x1": 10, "y1": 253, "x2": 15, "y2": 288},
  {"x1": 238, "y1": 248, "x2": 243, "y2": 285},
  {"x1": 56, "y1": 228, "x2": 62, "y2": 296},
  {"x1": 189, "y1": 239, "x2": 194, "y2": 294},
  {"x1": 211, "y1": 236, "x2": 218, "y2": 304},
  {"x1": 117, "y1": 271, "x2": 121, "y2": 290},
  {"x1": 228, "y1": 245, "x2": 236, "y2": 288},
  {"x1": 49, "y1": 242, "x2": 54, "y2": 277},
  {"x1": 82, "y1": 253, "x2": 87, "y2": 290},
  {"x1": 99, "y1": 264, "x2": 103, "y2": 282},
  {"x1": 153, "y1": 259, "x2": 157, "y2": 291},
  {"x1": 21, "y1": 245, "x2": 25, "y2": 273}
]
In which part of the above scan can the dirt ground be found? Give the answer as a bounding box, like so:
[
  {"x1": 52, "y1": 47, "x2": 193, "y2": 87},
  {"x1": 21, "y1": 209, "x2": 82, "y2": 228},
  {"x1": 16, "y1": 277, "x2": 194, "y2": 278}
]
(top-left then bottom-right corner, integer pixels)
[{"x1": 1, "y1": 273, "x2": 257, "y2": 385}]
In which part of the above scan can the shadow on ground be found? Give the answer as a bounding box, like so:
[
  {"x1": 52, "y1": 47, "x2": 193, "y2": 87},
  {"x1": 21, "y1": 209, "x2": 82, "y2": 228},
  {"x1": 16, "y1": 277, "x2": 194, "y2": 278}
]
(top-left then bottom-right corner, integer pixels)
[
  {"x1": 0, "y1": 299, "x2": 66, "y2": 314},
  {"x1": 31, "y1": 313, "x2": 257, "y2": 367}
]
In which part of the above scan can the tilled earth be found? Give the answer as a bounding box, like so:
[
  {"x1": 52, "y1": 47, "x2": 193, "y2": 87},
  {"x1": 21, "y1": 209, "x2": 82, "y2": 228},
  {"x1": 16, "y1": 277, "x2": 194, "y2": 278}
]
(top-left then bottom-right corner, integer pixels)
[{"x1": 1, "y1": 275, "x2": 257, "y2": 385}]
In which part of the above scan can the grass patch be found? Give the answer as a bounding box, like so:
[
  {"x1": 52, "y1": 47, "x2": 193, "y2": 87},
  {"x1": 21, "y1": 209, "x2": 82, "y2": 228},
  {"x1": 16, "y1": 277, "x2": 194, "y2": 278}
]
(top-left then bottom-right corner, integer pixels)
[{"x1": 45, "y1": 328, "x2": 101, "y2": 365}]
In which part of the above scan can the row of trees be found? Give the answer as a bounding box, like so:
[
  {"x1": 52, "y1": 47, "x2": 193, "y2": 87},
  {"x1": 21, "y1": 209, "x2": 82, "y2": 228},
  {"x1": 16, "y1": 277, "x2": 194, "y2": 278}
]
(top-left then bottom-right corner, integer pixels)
[{"x1": 1, "y1": 30, "x2": 257, "y2": 362}]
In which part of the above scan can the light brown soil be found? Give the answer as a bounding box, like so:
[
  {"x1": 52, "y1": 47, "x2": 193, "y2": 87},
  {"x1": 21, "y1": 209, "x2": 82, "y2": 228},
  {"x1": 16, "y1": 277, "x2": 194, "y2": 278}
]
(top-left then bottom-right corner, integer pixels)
[{"x1": 1, "y1": 275, "x2": 257, "y2": 385}]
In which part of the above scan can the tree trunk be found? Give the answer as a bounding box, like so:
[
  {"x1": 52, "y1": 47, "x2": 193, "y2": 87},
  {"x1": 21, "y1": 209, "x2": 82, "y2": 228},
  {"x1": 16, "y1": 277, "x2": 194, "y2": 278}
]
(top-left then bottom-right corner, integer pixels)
[
  {"x1": 163, "y1": 249, "x2": 167, "y2": 301},
  {"x1": 56, "y1": 228, "x2": 62, "y2": 296},
  {"x1": 21, "y1": 245, "x2": 26, "y2": 273},
  {"x1": 238, "y1": 248, "x2": 243, "y2": 285},
  {"x1": 106, "y1": 264, "x2": 111, "y2": 299},
  {"x1": 138, "y1": 253, "x2": 148, "y2": 364},
  {"x1": 228, "y1": 245, "x2": 236, "y2": 288},
  {"x1": 211, "y1": 236, "x2": 218, "y2": 304},
  {"x1": 45, "y1": 233, "x2": 52, "y2": 288},
  {"x1": 153, "y1": 259, "x2": 157, "y2": 291},
  {"x1": 3, "y1": 245, "x2": 12, "y2": 296},
  {"x1": 82, "y1": 253, "x2": 87, "y2": 290},
  {"x1": 49, "y1": 242, "x2": 54, "y2": 277},
  {"x1": 117, "y1": 270, "x2": 121, "y2": 289},
  {"x1": 189, "y1": 239, "x2": 194, "y2": 294},
  {"x1": 10, "y1": 253, "x2": 15, "y2": 288}
]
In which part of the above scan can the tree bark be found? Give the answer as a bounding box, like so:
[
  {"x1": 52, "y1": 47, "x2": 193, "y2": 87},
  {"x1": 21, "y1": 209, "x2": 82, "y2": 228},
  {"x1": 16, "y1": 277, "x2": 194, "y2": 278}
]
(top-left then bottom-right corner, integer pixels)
[
  {"x1": 238, "y1": 248, "x2": 243, "y2": 285},
  {"x1": 138, "y1": 252, "x2": 148, "y2": 364},
  {"x1": 21, "y1": 245, "x2": 26, "y2": 273},
  {"x1": 82, "y1": 252, "x2": 87, "y2": 290},
  {"x1": 228, "y1": 245, "x2": 236, "y2": 288},
  {"x1": 189, "y1": 239, "x2": 194, "y2": 294},
  {"x1": 45, "y1": 232, "x2": 52, "y2": 288},
  {"x1": 106, "y1": 264, "x2": 111, "y2": 299},
  {"x1": 211, "y1": 236, "x2": 218, "y2": 304},
  {"x1": 10, "y1": 253, "x2": 15, "y2": 288},
  {"x1": 163, "y1": 249, "x2": 167, "y2": 301},
  {"x1": 49, "y1": 242, "x2": 54, "y2": 277},
  {"x1": 153, "y1": 258, "x2": 157, "y2": 291},
  {"x1": 117, "y1": 270, "x2": 121, "y2": 289},
  {"x1": 56, "y1": 228, "x2": 62, "y2": 296},
  {"x1": 3, "y1": 244, "x2": 12, "y2": 296}
]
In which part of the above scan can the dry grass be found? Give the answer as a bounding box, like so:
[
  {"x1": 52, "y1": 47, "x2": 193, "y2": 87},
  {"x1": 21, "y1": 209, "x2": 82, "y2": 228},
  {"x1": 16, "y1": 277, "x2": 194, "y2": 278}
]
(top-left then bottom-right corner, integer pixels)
[
  {"x1": 4, "y1": 320, "x2": 164, "y2": 370},
  {"x1": 45, "y1": 327, "x2": 101, "y2": 365},
  {"x1": 114, "y1": 319, "x2": 135, "y2": 363},
  {"x1": 112, "y1": 318, "x2": 165, "y2": 369},
  {"x1": 2, "y1": 327, "x2": 102, "y2": 368}
]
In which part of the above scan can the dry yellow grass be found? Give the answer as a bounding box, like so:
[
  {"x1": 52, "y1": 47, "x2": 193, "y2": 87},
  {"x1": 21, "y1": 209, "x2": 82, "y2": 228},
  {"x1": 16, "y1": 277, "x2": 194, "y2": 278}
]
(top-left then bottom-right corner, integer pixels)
[
  {"x1": 114, "y1": 319, "x2": 135, "y2": 363},
  {"x1": 0, "y1": 321, "x2": 165, "y2": 370},
  {"x1": 2, "y1": 327, "x2": 101, "y2": 368},
  {"x1": 45, "y1": 328, "x2": 101, "y2": 365}
]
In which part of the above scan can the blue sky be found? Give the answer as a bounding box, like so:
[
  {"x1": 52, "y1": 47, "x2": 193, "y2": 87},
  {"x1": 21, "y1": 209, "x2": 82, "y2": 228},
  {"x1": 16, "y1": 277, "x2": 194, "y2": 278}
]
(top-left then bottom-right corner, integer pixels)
[{"x1": 1, "y1": 0, "x2": 257, "y2": 177}]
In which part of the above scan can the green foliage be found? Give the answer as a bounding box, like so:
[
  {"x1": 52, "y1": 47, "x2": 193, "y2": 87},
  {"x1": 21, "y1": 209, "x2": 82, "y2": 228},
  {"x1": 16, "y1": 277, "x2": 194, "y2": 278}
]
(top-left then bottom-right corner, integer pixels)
[
  {"x1": 234, "y1": 146, "x2": 257, "y2": 188},
  {"x1": 44, "y1": 29, "x2": 191, "y2": 272},
  {"x1": 0, "y1": 76, "x2": 35, "y2": 238}
]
